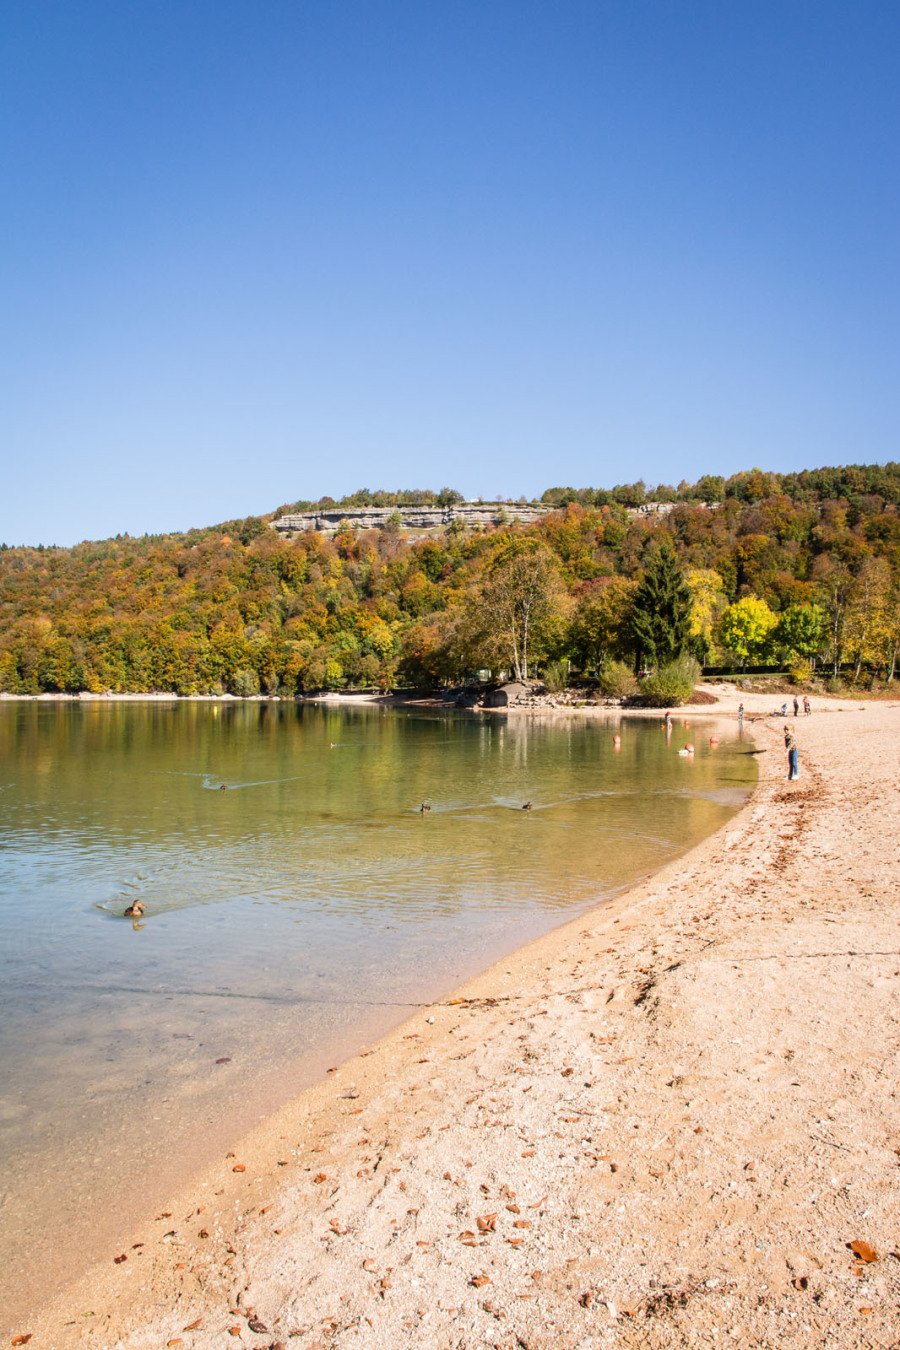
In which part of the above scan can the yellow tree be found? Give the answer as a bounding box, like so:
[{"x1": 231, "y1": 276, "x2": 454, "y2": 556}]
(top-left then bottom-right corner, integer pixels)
[
  {"x1": 685, "y1": 568, "x2": 728, "y2": 662},
  {"x1": 717, "y1": 596, "x2": 778, "y2": 667},
  {"x1": 843, "y1": 555, "x2": 886, "y2": 680}
]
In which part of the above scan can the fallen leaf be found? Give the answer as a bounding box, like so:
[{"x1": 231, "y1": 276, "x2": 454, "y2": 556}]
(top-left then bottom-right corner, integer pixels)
[
  {"x1": 528, "y1": 1194, "x2": 548, "y2": 1209},
  {"x1": 167, "y1": 1341, "x2": 183, "y2": 1347},
  {"x1": 579, "y1": 1291, "x2": 594, "y2": 1308},
  {"x1": 521, "y1": 1149, "x2": 535, "y2": 1158},
  {"x1": 514, "y1": 1220, "x2": 531, "y2": 1229},
  {"x1": 476, "y1": 1214, "x2": 496, "y2": 1232},
  {"x1": 198, "y1": 1229, "x2": 209, "y2": 1239},
  {"x1": 470, "y1": 1275, "x2": 491, "y2": 1288},
  {"x1": 793, "y1": 1276, "x2": 808, "y2": 1290},
  {"x1": 860, "y1": 1306, "x2": 873, "y2": 1315},
  {"x1": 215, "y1": 1057, "x2": 232, "y2": 1064},
  {"x1": 113, "y1": 1254, "x2": 127, "y2": 1264},
  {"x1": 228, "y1": 1329, "x2": 242, "y2": 1338},
  {"x1": 247, "y1": 1318, "x2": 268, "y2": 1333},
  {"x1": 232, "y1": 1164, "x2": 246, "y2": 1173},
  {"x1": 183, "y1": 1319, "x2": 204, "y2": 1331},
  {"x1": 506, "y1": 1204, "x2": 521, "y2": 1214},
  {"x1": 11, "y1": 1337, "x2": 33, "y2": 1347},
  {"x1": 561, "y1": 1068, "x2": 574, "y2": 1077},
  {"x1": 157, "y1": 1212, "x2": 172, "y2": 1218},
  {"x1": 849, "y1": 1240, "x2": 878, "y2": 1263},
  {"x1": 313, "y1": 1173, "x2": 328, "y2": 1184}
]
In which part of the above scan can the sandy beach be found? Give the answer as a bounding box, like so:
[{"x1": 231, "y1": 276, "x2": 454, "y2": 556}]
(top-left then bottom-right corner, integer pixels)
[{"x1": 10, "y1": 686, "x2": 900, "y2": 1349}]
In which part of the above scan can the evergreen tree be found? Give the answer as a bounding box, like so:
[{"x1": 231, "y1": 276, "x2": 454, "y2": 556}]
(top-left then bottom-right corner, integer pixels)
[{"x1": 630, "y1": 542, "x2": 692, "y2": 666}]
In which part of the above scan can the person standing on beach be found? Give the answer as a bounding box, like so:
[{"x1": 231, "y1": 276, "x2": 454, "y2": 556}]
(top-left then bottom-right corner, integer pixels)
[
  {"x1": 738, "y1": 703, "x2": 744, "y2": 729},
  {"x1": 803, "y1": 696, "x2": 811, "y2": 715},
  {"x1": 793, "y1": 696, "x2": 800, "y2": 716},
  {"x1": 788, "y1": 739, "x2": 799, "y2": 780}
]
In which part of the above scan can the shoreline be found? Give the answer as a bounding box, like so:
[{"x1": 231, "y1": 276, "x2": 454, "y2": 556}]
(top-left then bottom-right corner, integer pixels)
[{"x1": 12, "y1": 689, "x2": 900, "y2": 1348}]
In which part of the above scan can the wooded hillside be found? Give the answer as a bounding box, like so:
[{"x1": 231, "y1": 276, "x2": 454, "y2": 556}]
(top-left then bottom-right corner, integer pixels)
[{"x1": 2, "y1": 463, "x2": 899, "y2": 694}]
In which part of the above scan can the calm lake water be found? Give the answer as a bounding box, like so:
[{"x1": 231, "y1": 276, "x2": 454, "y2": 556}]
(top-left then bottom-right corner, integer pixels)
[{"x1": 0, "y1": 698, "x2": 755, "y2": 1322}]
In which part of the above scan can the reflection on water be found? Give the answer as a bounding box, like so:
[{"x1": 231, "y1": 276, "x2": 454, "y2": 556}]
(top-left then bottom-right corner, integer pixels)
[{"x1": 0, "y1": 700, "x2": 755, "y2": 1323}]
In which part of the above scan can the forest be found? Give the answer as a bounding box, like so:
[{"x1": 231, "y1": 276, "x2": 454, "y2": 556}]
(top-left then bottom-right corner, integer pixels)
[{"x1": 1, "y1": 462, "x2": 899, "y2": 696}]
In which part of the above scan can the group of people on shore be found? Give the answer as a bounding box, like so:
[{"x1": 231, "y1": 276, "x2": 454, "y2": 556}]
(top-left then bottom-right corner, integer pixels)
[{"x1": 781, "y1": 695, "x2": 811, "y2": 717}]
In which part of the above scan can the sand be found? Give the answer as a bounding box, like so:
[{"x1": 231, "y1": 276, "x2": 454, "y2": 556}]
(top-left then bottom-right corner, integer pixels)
[{"x1": 10, "y1": 686, "x2": 900, "y2": 1350}]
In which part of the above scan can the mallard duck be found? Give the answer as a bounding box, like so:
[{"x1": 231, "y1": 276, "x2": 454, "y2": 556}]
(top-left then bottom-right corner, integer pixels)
[
  {"x1": 123, "y1": 901, "x2": 145, "y2": 918},
  {"x1": 419, "y1": 802, "x2": 431, "y2": 813},
  {"x1": 522, "y1": 801, "x2": 533, "y2": 811}
]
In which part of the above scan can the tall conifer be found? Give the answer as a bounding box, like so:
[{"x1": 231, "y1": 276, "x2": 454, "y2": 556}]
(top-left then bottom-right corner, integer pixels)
[{"x1": 630, "y1": 542, "x2": 692, "y2": 666}]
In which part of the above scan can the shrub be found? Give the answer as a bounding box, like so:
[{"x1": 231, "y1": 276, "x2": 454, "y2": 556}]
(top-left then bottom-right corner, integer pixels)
[
  {"x1": 598, "y1": 659, "x2": 638, "y2": 700},
  {"x1": 634, "y1": 657, "x2": 700, "y2": 707},
  {"x1": 788, "y1": 661, "x2": 810, "y2": 686},
  {"x1": 232, "y1": 667, "x2": 260, "y2": 697},
  {"x1": 542, "y1": 659, "x2": 570, "y2": 693}
]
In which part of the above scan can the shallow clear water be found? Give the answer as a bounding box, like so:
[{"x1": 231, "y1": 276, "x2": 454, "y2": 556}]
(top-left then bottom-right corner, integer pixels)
[{"x1": 0, "y1": 699, "x2": 755, "y2": 1320}]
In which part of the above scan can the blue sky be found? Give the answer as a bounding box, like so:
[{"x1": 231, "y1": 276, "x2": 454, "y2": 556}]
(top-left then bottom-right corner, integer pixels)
[{"x1": 1, "y1": 1, "x2": 898, "y2": 545}]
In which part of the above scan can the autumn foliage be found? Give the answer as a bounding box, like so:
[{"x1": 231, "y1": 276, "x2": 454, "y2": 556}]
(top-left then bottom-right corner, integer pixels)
[{"x1": 1, "y1": 462, "x2": 899, "y2": 694}]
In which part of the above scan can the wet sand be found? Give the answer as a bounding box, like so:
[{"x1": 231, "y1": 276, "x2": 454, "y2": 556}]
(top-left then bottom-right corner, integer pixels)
[{"x1": 11, "y1": 687, "x2": 900, "y2": 1349}]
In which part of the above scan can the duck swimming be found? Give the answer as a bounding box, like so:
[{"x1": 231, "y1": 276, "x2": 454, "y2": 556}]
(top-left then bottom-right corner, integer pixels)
[
  {"x1": 522, "y1": 801, "x2": 533, "y2": 810},
  {"x1": 419, "y1": 802, "x2": 431, "y2": 813},
  {"x1": 123, "y1": 900, "x2": 145, "y2": 918}
]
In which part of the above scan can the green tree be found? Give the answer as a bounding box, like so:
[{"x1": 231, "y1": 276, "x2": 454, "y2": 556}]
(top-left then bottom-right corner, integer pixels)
[
  {"x1": 568, "y1": 577, "x2": 637, "y2": 671},
  {"x1": 775, "y1": 604, "x2": 826, "y2": 667},
  {"x1": 463, "y1": 542, "x2": 568, "y2": 681},
  {"x1": 630, "y1": 543, "x2": 692, "y2": 667},
  {"x1": 811, "y1": 555, "x2": 854, "y2": 676},
  {"x1": 717, "y1": 596, "x2": 778, "y2": 667}
]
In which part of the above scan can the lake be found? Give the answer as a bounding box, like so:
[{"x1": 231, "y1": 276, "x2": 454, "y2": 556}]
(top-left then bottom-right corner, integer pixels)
[{"x1": 0, "y1": 698, "x2": 755, "y2": 1323}]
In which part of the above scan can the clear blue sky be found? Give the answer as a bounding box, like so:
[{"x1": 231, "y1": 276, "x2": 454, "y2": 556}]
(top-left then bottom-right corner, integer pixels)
[{"x1": 2, "y1": 1, "x2": 898, "y2": 545}]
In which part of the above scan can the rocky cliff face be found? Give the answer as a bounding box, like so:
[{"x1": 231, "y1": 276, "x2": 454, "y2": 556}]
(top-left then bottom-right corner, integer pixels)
[{"x1": 271, "y1": 502, "x2": 552, "y2": 534}]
